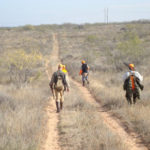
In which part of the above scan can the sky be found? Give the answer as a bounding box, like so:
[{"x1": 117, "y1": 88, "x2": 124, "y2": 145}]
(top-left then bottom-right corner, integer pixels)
[{"x1": 0, "y1": 0, "x2": 150, "y2": 26}]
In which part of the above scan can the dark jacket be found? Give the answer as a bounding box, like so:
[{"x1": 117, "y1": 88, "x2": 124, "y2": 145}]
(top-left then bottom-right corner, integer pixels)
[
  {"x1": 123, "y1": 75, "x2": 143, "y2": 99},
  {"x1": 49, "y1": 70, "x2": 68, "y2": 89}
]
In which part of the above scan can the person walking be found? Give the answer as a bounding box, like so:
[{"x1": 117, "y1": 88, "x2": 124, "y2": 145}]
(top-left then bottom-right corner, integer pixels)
[
  {"x1": 123, "y1": 64, "x2": 144, "y2": 104},
  {"x1": 49, "y1": 64, "x2": 69, "y2": 113},
  {"x1": 79, "y1": 60, "x2": 90, "y2": 86}
]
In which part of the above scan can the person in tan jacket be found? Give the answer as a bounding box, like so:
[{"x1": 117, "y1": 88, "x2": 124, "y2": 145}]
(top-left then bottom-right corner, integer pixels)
[{"x1": 49, "y1": 64, "x2": 69, "y2": 113}]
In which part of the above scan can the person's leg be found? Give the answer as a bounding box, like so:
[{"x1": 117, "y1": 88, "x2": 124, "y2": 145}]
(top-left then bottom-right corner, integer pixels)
[
  {"x1": 127, "y1": 97, "x2": 132, "y2": 105},
  {"x1": 126, "y1": 91, "x2": 132, "y2": 105},
  {"x1": 60, "y1": 90, "x2": 64, "y2": 110},
  {"x1": 85, "y1": 73, "x2": 89, "y2": 84},
  {"x1": 82, "y1": 74, "x2": 85, "y2": 86},
  {"x1": 136, "y1": 89, "x2": 141, "y2": 100},
  {"x1": 55, "y1": 90, "x2": 60, "y2": 113},
  {"x1": 133, "y1": 93, "x2": 137, "y2": 104},
  {"x1": 133, "y1": 89, "x2": 140, "y2": 104}
]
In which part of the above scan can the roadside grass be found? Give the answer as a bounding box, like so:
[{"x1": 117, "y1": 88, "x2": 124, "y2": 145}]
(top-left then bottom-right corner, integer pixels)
[
  {"x1": 1, "y1": 22, "x2": 150, "y2": 149},
  {"x1": 0, "y1": 27, "x2": 53, "y2": 150},
  {"x1": 58, "y1": 22, "x2": 150, "y2": 148},
  {"x1": 0, "y1": 83, "x2": 50, "y2": 150},
  {"x1": 58, "y1": 81, "x2": 128, "y2": 150}
]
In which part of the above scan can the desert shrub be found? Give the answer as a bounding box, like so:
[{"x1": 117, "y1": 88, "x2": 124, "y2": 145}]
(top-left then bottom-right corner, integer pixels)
[
  {"x1": 58, "y1": 22, "x2": 150, "y2": 149},
  {"x1": 106, "y1": 26, "x2": 145, "y2": 70},
  {"x1": 1, "y1": 49, "x2": 43, "y2": 87},
  {"x1": 0, "y1": 85, "x2": 48, "y2": 150},
  {"x1": 85, "y1": 35, "x2": 99, "y2": 43},
  {"x1": 22, "y1": 25, "x2": 35, "y2": 31},
  {"x1": 82, "y1": 49, "x2": 99, "y2": 64},
  {"x1": 117, "y1": 26, "x2": 143, "y2": 62}
]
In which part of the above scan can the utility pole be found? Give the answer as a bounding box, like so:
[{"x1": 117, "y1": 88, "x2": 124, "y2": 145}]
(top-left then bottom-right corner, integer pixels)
[
  {"x1": 104, "y1": 8, "x2": 109, "y2": 24},
  {"x1": 104, "y1": 8, "x2": 106, "y2": 23},
  {"x1": 107, "y1": 8, "x2": 109, "y2": 24}
]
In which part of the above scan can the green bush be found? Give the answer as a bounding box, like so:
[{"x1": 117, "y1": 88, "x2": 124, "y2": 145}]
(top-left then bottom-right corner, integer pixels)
[
  {"x1": 118, "y1": 26, "x2": 143, "y2": 58},
  {"x1": 22, "y1": 25, "x2": 35, "y2": 31},
  {"x1": 1, "y1": 49, "x2": 43, "y2": 87},
  {"x1": 85, "y1": 35, "x2": 99, "y2": 43}
]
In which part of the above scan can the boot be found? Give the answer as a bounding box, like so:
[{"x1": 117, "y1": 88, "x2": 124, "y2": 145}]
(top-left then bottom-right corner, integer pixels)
[
  {"x1": 133, "y1": 98, "x2": 136, "y2": 104},
  {"x1": 60, "y1": 102, "x2": 63, "y2": 110},
  {"x1": 83, "y1": 81, "x2": 85, "y2": 86},
  {"x1": 56, "y1": 102, "x2": 60, "y2": 113},
  {"x1": 87, "y1": 80, "x2": 89, "y2": 84},
  {"x1": 127, "y1": 98, "x2": 132, "y2": 105}
]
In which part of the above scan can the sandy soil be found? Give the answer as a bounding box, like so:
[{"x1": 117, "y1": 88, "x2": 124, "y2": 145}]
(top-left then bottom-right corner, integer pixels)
[
  {"x1": 41, "y1": 33, "x2": 61, "y2": 150},
  {"x1": 41, "y1": 33, "x2": 148, "y2": 150}
]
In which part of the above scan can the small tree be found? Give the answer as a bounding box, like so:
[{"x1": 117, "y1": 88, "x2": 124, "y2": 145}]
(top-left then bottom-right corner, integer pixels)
[
  {"x1": 2, "y1": 49, "x2": 42, "y2": 87},
  {"x1": 85, "y1": 35, "x2": 99, "y2": 44},
  {"x1": 22, "y1": 24, "x2": 35, "y2": 31},
  {"x1": 118, "y1": 31, "x2": 142, "y2": 56},
  {"x1": 117, "y1": 27, "x2": 143, "y2": 64}
]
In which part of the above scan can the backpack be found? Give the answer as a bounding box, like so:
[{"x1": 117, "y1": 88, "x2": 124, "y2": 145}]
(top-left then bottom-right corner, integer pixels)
[
  {"x1": 130, "y1": 75, "x2": 135, "y2": 90},
  {"x1": 124, "y1": 73, "x2": 137, "y2": 91},
  {"x1": 54, "y1": 72, "x2": 64, "y2": 91},
  {"x1": 82, "y1": 64, "x2": 88, "y2": 73}
]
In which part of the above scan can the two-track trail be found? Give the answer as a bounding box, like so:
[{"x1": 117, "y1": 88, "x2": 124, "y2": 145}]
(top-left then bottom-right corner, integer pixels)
[
  {"x1": 41, "y1": 33, "x2": 61, "y2": 150},
  {"x1": 41, "y1": 33, "x2": 148, "y2": 150},
  {"x1": 72, "y1": 81, "x2": 148, "y2": 150}
]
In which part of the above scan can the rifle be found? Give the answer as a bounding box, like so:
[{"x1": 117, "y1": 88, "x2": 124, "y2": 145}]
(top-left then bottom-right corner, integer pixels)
[{"x1": 123, "y1": 62, "x2": 129, "y2": 68}]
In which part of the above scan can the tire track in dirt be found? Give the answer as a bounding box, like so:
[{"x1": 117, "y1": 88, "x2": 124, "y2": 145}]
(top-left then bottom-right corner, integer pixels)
[
  {"x1": 42, "y1": 33, "x2": 148, "y2": 150},
  {"x1": 72, "y1": 81, "x2": 148, "y2": 150},
  {"x1": 60, "y1": 33, "x2": 148, "y2": 150},
  {"x1": 41, "y1": 33, "x2": 61, "y2": 150}
]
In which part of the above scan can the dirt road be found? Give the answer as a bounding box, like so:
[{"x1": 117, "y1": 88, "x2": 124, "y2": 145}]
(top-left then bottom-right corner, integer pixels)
[
  {"x1": 41, "y1": 33, "x2": 61, "y2": 150},
  {"x1": 72, "y1": 81, "x2": 148, "y2": 150},
  {"x1": 42, "y1": 33, "x2": 148, "y2": 150}
]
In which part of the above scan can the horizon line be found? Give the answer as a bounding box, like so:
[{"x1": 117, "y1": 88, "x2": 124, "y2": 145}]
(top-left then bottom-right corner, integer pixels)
[{"x1": 1, "y1": 19, "x2": 150, "y2": 28}]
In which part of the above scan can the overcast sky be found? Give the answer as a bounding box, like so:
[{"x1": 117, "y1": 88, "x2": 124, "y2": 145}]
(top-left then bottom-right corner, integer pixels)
[{"x1": 0, "y1": 0, "x2": 150, "y2": 26}]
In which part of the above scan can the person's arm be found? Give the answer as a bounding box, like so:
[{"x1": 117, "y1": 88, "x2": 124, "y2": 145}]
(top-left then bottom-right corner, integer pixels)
[
  {"x1": 123, "y1": 78, "x2": 128, "y2": 90},
  {"x1": 64, "y1": 74, "x2": 69, "y2": 92},
  {"x1": 49, "y1": 73, "x2": 56, "y2": 98},
  {"x1": 87, "y1": 65, "x2": 90, "y2": 74},
  {"x1": 49, "y1": 73, "x2": 54, "y2": 88},
  {"x1": 79, "y1": 65, "x2": 83, "y2": 75},
  {"x1": 66, "y1": 74, "x2": 70, "y2": 88},
  {"x1": 136, "y1": 78, "x2": 144, "y2": 91}
]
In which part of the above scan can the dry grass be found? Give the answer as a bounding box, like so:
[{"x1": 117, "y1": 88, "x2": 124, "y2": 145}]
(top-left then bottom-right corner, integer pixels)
[
  {"x1": 0, "y1": 27, "x2": 53, "y2": 150},
  {"x1": 58, "y1": 81, "x2": 127, "y2": 150},
  {"x1": 0, "y1": 83, "x2": 50, "y2": 150},
  {"x1": 1, "y1": 22, "x2": 150, "y2": 149},
  {"x1": 58, "y1": 22, "x2": 150, "y2": 148}
]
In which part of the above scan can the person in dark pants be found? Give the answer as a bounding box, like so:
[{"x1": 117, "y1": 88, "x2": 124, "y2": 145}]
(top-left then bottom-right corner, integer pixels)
[
  {"x1": 79, "y1": 60, "x2": 90, "y2": 86},
  {"x1": 123, "y1": 64, "x2": 144, "y2": 104}
]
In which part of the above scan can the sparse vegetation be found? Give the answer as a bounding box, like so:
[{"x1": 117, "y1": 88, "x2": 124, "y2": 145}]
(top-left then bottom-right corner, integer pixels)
[
  {"x1": 1, "y1": 49, "x2": 43, "y2": 87},
  {"x1": 1, "y1": 21, "x2": 150, "y2": 150},
  {"x1": 58, "y1": 22, "x2": 150, "y2": 148},
  {"x1": 0, "y1": 27, "x2": 53, "y2": 150},
  {"x1": 117, "y1": 27, "x2": 143, "y2": 63},
  {"x1": 0, "y1": 85, "x2": 48, "y2": 150},
  {"x1": 85, "y1": 34, "x2": 99, "y2": 43},
  {"x1": 59, "y1": 82, "x2": 128, "y2": 150},
  {"x1": 22, "y1": 24, "x2": 35, "y2": 31}
]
